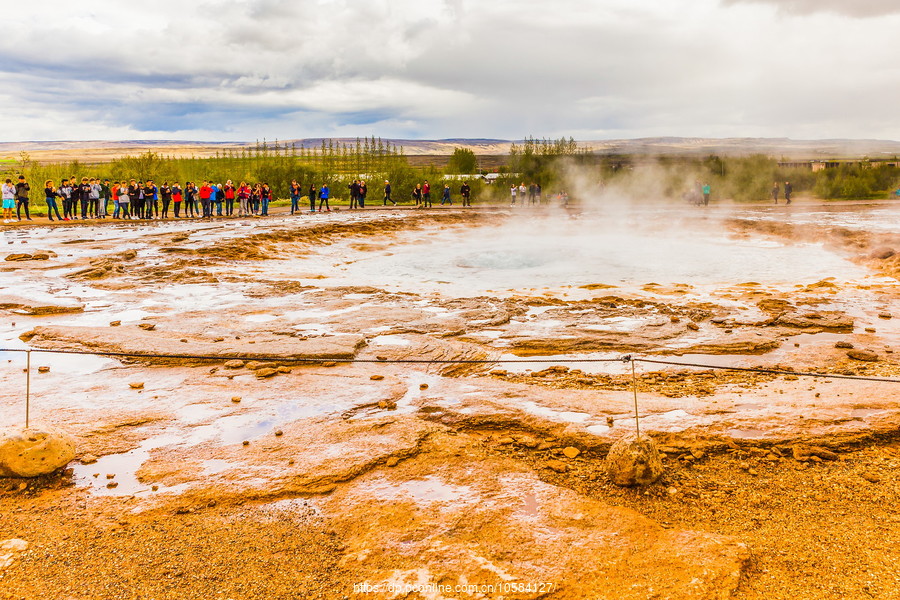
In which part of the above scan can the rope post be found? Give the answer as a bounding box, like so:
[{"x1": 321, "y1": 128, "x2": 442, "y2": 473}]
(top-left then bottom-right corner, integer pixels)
[
  {"x1": 630, "y1": 358, "x2": 641, "y2": 440},
  {"x1": 25, "y1": 350, "x2": 31, "y2": 429}
]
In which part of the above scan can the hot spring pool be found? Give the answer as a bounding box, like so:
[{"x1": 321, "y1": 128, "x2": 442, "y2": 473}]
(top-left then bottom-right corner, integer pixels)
[{"x1": 303, "y1": 212, "x2": 872, "y2": 295}]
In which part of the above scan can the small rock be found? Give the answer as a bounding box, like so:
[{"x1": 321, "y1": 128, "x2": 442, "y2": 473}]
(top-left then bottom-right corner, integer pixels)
[
  {"x1": 546, "y1": 459, "x2": 569, "y2": 473},
  {"x1": 321, "y1": 361, "x2": 337, "y2": 367},
  {"x1": 245, "y1": 361, "x2": 270, "y2": 371},
  {"x1": 376, "y1": 355, "x2": 388, "y2": 361},
  {"x1": 870, "y1": 247, "x2": 895, "y2": 260},
  {"x1": 834, "y1": 341, "x2": 854, "y2": 349},
  {"x1": 563, "y1": 446, "x2": 581, "y2": 459},
  {"x1": 80, "y1": 454, "x2": 98, "y2": 465},
  {"x1": 106, "y1": 481, "x2": 118, "y2": 489},
  {"x1": 137, "y1": 323, "x2": 156, "y2": 331},
  {"x1": 419, "y1": 383, "x2": 429, "y2": 390},
  {"x1": 878, "y1": 312, "x2": 892, "y2": 320},
  {"x1": 129, "y1": 382, "x2": 144, "y2": 389},
  {"x1": 109, "y1": 320, "x2": 121, "y2": 327},
  {"x1": 370, "y1": 375, "x2": 385, "y2": 381},
  {"x1": 255, "y1": 368, "x2": 278, "y2": 378},
  {"x1": 385, "y1": 456, "x2": 400, "y2": 467},
  {"x1": 489, "y1": 369, "x2": 508, "y2": 376},
  {"x1": 690, "y1": 448, "x2": 705, "y2": 460},
  {"x1": 231, "y1": 396, "x2": 241, "y2": 403},
  {"x1": 860, "y1": 471, "x2": 881, "y2": 483},
  {"x1": 377, "y1": 399, "x2": 397, "y2": 410},
  {"x1": 105, "y1": 473, "x2": 115, "y2": 479},
  {"x1": 739, "y1": 461, "x2": 751, "y2": 470},
  {"x1": 242, "y1": 440, "x2": 250, "y2": 446},
  {"x1": 180, "y1": 338, "x2": 188, "y2": 343},
  {"x1": 748, "y1": 468, "x2": 758, "y2": 476},
  {"x1": 847, "y1": 349, "x2": 878, "y2": 362},
  {"x1": 276, "y1": 366, "x2": 292, "y2": 374},
  {"x1": 151, "y1": 485, "x2": 159, "y2": 491},
  {"x1": 274, "y1": 430, "x2": 283, "y2": 437},
  {"x1": 497, "y1": 437, "x2": 515, "y2": 445},
  {"x1": 224, "y1": 360, "x2": 245, "y2": 369},
  {"x1": 537, "y1": 442, "x2": 556, "y2": 451},
  {"x1": 686, "y1": 322, "x2": 700, "y2": 331},
  {"x1": 864, "y1": 328, "x2": 876, "y2": 333},
  {"x1": 667, "y1": 486, "x2": 678, "y2": 495},
  {"x1": 37, "y1": 366, "x2": 50, "y2": 374}
]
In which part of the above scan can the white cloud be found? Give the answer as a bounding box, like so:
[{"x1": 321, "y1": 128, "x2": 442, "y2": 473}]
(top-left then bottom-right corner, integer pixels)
[{"x1": 1, "y1": 0, "x2": 900, "y2": 141}]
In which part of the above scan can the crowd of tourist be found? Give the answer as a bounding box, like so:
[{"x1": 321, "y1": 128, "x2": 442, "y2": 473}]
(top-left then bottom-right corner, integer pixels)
[{"x1": 1, "y1": 175, "x2": 477, "y2": 223}]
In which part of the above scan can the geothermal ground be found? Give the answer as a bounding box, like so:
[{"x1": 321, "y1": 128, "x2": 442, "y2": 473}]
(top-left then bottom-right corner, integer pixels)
[{"x1": 1, "y1": 202, "x2": 900, "y2": 599}]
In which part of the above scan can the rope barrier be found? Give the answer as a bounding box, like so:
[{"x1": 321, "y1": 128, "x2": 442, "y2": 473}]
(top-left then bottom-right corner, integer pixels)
[
  {"x1": 632, "y1": 357, "x2": 900, "y2": 384},
  {"x1": 3, "y1": 346, "x2": 898, "y2": 381}
]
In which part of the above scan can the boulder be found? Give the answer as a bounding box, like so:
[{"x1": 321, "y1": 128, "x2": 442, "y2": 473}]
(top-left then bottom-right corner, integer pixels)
[
  {"x1": 606, "y1": 434, "x2": 664, "y2": 487},
  {"x1": 0, "y1": 426, "x2": 76, "y2": 477}
]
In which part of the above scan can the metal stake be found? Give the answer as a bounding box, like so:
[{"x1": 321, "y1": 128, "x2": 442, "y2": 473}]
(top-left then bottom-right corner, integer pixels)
[
  {"x1": 25, "y1": 350, "x2": 31, "y2": 428},
  {"x1": 631, "y1": 358, "x2": 640, "y2": 440}
]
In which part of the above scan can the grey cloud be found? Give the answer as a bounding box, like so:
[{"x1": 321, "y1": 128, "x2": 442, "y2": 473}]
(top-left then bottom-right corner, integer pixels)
[{"x1": 721, "y1": 0, "x2": 900, "y2": 17}]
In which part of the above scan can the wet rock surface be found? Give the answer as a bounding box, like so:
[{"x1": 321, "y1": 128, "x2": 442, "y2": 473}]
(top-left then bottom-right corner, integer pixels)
[{"x1": 1, "y1": 207, "x2": 900, "y2": 598}]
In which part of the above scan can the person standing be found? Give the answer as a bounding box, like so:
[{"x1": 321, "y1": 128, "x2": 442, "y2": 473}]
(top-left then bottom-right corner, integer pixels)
[
  {"x1": 460, "y1": 181, "x2": 471, "y2": 207},
  {"x1": 519, "y1": 183, "x2": 527, "y2": 205},
  {"x1": 44, "y1": 180, "x2": 63, "y2": 221},
  {"x1": 128, "y1": 180, "x2": 142, "y2": 219},
  {"x1": 772, "y1": 182, "x2": 779, "y2": 204},
  {"x1": 99, "y1": 179, "x2": 111, "y2": 218},
  {"x1": 307, "y1": 183, "x2": 317, "y2": 212},
  {"x1": 116, "y1": 182, "x2": 131, "y2": 219},
  {"x1": 15, "y1": 175, "x2": 31, "y2": 221},
  {"x1": 224, "y1": 180, "x2": 235, "y2": 216},
  {"x1": 111, "y1": 181, "x2": 121, "y2": 219},
  {"x1": 440, "y1": 184, "x2": 451, "y2": 205},
  {"x1": 59, "y1": 179, "x2": 74, "y2": 220},
  {"x1": 318, "y1": 183, "x2": 330, "y2": 211},
  {"x1": 784, "y1": 181, "x2": 792, "y2": 205},
  {"x1": 510, "y1": 183, "x2": 517, "y2": 206},
  {"x1": 199, "y1": 181, "x2": 213, "y2": 218},
  {"x1": 383, "y1": 180, "x2": 394, "y2": 205},
  {"x1": 213, "y1": 183, "x2": 224, "y2": 216},
  {"x1": 412, "y1": 183, "x2": 422, "y2": 206},
  {"x1": 2, "y1": 179, "x2": 15, "y2": 223},
  {"x1": 171, "y1": 182, "x2": 183, "y2": 218},
  {"x1": 359, "y1": 180, "x2": 367, "y2": 208},
  {"x1": 182, "y1": 182, "x2": 195, "y2": 217},
  {"x1": 160, "y1": 182, "x2": 172, "y2": 218},
  {"x1": 261, "y1": 183, "x2": 271, "y2": 216},
  {"x1": 422, "y1": 180, "x2": 431, "y2": 207},
  {"x1": 702, "y1": 182, "x2": 711, "y2": 206},
  {"x1": 237, "y1": 181, "x2": 250, "y2": 216},
  {"x1": 349, "y1": 179, "x2": 360, "y2": 209},
  {"x1": 290, "y1": 180, "x2": 301, "y2": 215},
  {"x1": 78, "y1": 177, "x2": 92, "y2": 219}
]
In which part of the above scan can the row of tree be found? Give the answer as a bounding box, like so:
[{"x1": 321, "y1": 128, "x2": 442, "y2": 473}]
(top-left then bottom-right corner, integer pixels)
[{"x1": 5, "y1": 138, "x2": 900, "y2": 203}]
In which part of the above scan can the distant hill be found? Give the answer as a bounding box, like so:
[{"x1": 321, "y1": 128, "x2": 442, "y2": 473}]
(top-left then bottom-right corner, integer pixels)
[{"x1": 3, "y1": 137, "x2": 900, "y2": 163}]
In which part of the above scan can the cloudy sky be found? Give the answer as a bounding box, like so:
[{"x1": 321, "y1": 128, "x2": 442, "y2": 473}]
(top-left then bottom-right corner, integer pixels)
[{"x1": 2, "y1": 0, "x2": 899, "y2": 142}]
